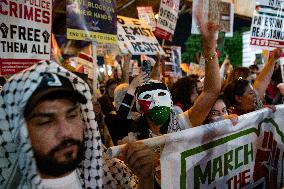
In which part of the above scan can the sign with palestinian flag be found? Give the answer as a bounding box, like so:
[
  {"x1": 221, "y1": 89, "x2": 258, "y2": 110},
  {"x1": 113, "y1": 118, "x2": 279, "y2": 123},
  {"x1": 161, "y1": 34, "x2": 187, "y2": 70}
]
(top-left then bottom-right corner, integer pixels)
[
  {"x1": 161, "y1": 106, "x2": 284, "y2": 189},
  {"x1": 250, "y1": 0, "x2": 284, "y2": 49}
]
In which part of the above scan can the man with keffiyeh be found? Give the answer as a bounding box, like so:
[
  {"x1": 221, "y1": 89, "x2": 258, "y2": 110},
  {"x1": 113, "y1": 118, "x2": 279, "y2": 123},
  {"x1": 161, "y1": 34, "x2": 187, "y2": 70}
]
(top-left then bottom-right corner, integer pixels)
[{"x1": 0, "y1": 61, "x2": 154, "y2": 189}]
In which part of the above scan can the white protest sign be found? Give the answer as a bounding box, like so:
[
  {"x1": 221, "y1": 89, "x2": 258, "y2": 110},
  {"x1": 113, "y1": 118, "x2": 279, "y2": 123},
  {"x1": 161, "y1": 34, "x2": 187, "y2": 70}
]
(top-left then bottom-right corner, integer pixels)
[
  {"x1": 117, "y1": 15, "x2": 165, "y2": 55},
  {"x1": 0, "y1": 0, "x2": 52, "y2": 60},
  {"x1": 137, "y1": 6, "x2": 156, "y2": 31},
  {"x1": 155, "y1": 0, "x2": 180, "y2": 41},
  {"x1": 191, "y1": 0, "x2": 234, "y2": 37},
  {"x1": 250, "y1": 0, "x2": 284, "y2": 49},
  {"x1": 161, "y1": 107, "x2": 284, "y2": 189}
]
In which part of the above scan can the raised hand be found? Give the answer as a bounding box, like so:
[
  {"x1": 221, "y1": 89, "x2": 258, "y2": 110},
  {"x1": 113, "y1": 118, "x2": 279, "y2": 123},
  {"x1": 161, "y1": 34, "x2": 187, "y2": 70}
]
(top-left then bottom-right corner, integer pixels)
[
  {"x1": 128, "y1": 72, "x2": 149, "y2": 95},
  {"x1": 195, "y1": 0, "x2": 219, "y2": 51},
  {"x1": 269, "y1": 48, "x2": 282, "y2": 63}
]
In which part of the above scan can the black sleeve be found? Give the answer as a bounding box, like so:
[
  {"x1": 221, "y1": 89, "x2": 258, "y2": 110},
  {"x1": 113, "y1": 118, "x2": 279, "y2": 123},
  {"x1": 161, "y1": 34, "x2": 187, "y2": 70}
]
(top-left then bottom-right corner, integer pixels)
[{"x1": 116, "y1": 93, "x2": 134, "y2": 119}]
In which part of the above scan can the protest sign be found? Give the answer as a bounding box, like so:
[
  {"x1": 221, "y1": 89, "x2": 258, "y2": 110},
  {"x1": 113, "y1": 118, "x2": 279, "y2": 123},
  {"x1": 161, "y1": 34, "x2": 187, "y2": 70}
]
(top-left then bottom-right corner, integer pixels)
[
  {"x1": 75, "y1": 52, "x2": 94, "y2": 79},
  {"x1": 0, "y1": 0, "x2": 52, "y2": 75},
  {"x1": 188, "y1": 62, "x2": 205, "y2": 77},
  {"x1": 137, "y1": 6, "x2": 156, "y2": 31},
  {"x1": 0, "y1": 61, "x2": 36, "y2": 75},
  {"x1": 161, "y1": 106, "x2": 284, "y2": 189},
  {"x1": 154, "y1": 0, "x2": 180, "y2": 41},
  {"x1": 66, "y1": 0, "x2": 117, "y2": 44},
  {"x1": 250, "y1": 0, "x2": 284, "y2": 49},
  {"x1": 117, "y1": 15, "x2": 165, "y2": 55},
  {"x1": 162, "y1": 46, "x2": 182, "y2": 77},
  {"x1": 191, "y1": 0, "x2": 234, "y2": 37}
]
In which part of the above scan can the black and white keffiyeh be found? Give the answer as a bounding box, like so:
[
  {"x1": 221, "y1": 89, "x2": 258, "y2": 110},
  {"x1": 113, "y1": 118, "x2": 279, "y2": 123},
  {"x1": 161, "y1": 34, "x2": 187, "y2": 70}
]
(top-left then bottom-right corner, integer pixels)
[{"x1": 0, "y1": 61, "x2": 137, "y2": 189}]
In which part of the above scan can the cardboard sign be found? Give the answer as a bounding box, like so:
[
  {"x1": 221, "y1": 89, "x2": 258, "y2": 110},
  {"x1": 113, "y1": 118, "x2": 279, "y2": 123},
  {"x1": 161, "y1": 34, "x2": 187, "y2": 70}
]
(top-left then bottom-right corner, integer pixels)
[
  {"x1": 66, "y1": 0, "x2": 117, "y2": 44},
  {"x1": 250, "y1": 0, "x2": 284, "y2": 50},
  {"x1": 191, "y1": 0, "x2": 234, "y2": 37},
  {"x1": 117, "y1": 15, "x2": 165, "y2": 55},
  {"x1": 0, "y1": 0, "x2": 52, "y2": 60},
  {"x1": 162, "y1": 46, "x2": 182, "y2": 77},
  {"x1": 155, "y1": 0, "x2": 180, "y2": 41},
  {"x1": 137, "y1": 6, "x2": 156, "y2": 31}
]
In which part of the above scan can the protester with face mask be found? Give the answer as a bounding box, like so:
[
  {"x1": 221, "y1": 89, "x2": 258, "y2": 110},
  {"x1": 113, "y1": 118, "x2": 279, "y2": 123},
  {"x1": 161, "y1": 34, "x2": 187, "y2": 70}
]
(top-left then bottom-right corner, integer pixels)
[
  {"x1": 204, "y1": 96, "x2": 238, "y2": 125},
  {"x1": 0, "y1": 61, "x2": 155, "y2": 189},
  {"x1": 129, "y1": 2, "x2": 223, "y2": 139}
]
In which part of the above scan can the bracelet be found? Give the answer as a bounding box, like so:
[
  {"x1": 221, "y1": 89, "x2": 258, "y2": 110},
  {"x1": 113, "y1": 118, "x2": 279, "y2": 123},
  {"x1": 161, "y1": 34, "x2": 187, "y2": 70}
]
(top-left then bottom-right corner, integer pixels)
[{"x1": 203, "y1": 51, "x2": 218, "y2": 62}]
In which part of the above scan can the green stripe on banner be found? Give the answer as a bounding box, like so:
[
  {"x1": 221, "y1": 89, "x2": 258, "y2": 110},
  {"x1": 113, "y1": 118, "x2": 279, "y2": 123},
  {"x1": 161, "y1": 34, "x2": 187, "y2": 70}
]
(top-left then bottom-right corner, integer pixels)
[
  {"x1": 257, "y1": 11, "x2": 284, "y2": 19},
  {"x1": 180, "y1": 118, "x2": 284, "y2": 189}
]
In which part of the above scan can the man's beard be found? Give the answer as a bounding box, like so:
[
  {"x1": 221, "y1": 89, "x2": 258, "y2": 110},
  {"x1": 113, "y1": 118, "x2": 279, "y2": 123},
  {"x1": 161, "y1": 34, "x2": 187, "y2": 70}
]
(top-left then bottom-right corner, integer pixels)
[{"x1": 34, "y1": 139, "x2": 84, "y2": 177}]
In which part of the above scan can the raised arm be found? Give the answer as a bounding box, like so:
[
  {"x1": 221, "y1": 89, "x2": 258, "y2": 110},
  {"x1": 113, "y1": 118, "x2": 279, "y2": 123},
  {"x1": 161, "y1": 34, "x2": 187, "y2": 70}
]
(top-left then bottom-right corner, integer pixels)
[
  {"x1": 253, "y1": 48, "x2": 281, "y2": 101},
  {"x1": 186, "y1": 0, "x2": 221, "y2": 127},
  {"x1": 121, "y1": 54, "x2": 132, "y2": 83},
  {"x1": 150, "y1": 54, "x2": 163, "y2": 80},
  {"x1": 117, "y1": 73, "x2": 148, "y2": 118}
]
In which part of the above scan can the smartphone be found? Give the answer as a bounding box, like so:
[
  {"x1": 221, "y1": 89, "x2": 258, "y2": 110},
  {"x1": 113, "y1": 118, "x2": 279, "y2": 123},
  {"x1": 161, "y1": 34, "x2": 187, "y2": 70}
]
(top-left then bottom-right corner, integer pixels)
[{"x1": 141, "y1": 59, "x2": 151, "y2": 78}]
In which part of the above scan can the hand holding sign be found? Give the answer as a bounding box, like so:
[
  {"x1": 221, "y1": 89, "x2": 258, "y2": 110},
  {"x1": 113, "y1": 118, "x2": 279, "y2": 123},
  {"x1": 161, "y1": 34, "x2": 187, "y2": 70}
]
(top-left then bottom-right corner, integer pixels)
[{"x1": 268, "y1": 48, "x2": 282, "y2": 64}]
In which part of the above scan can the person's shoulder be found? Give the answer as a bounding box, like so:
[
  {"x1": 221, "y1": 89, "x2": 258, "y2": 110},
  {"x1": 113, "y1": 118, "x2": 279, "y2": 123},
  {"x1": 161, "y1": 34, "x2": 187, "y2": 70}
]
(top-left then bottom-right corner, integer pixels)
[
  {"x1": 168, "y1": 112, "x2": 192, "y2": 133},
  {"x1": 102, "y1": 152, "x2": 138, "y2": 188}
]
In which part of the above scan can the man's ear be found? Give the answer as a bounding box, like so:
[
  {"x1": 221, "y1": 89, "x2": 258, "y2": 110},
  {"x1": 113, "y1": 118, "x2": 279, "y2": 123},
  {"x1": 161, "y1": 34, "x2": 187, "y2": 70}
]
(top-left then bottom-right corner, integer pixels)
[{"x1": 234, "y1": 95, "x2": 242, "y2": 103}]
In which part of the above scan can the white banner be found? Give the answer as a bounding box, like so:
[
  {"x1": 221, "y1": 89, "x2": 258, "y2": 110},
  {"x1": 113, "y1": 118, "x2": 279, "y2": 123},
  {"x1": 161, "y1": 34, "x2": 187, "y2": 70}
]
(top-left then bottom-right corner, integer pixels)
[
  {"x1": 250, "y1": 0, "x2": 284, "y2": 50},
  {"x1": 191, "y1": 0, "x2": 234, "y2": 37},
  {"x1": 117, "y1": 15, "x2": 165, "y2": 55},
  {"x1": 0, "y1": 0, "x2": 52, "y2": 60},
  {"x1": 155, "y1": 0, "x2": 180, "y2": 41},
  {"x1": 161, "y1": 106, "x2": 284, "y2": 189}
]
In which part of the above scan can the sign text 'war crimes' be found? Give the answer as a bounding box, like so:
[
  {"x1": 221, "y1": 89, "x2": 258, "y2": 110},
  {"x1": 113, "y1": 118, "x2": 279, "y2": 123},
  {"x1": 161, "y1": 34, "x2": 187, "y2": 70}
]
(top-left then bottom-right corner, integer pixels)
[
  {"x1": 194, "y1": 143, "x2": 254, "y2": 189},
  {"x1": 0, "y1": 24, "x2": 50, "y2": 54},
  {"x1": 0, "y1": 0, "x2": 51, "y2": 24},
  {"x1": 69, "y1": 0, "x2": 114, "y2": 21},
  {"x1": 251, "y1": 15, "x2": 284, "y2": 40}
]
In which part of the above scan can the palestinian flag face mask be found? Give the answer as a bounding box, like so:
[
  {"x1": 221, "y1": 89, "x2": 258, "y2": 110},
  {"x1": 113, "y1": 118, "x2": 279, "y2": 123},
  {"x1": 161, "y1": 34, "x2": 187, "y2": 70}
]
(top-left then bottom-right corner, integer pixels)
[{"x1": 138, "y1": 89, "x2": 172, "y2": 125}]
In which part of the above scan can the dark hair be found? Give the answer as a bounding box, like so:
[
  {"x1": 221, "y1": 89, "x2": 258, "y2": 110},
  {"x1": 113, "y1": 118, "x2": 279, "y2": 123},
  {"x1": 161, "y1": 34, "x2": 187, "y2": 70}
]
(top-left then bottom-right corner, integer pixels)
[
  {"x1": 223, "y1": 67, "x2": 251, "y2": 89},
  {"x1": 223, "y1": 79, "x2": 250, "y2": 107},
  {"x1": 105, "y1": 78, "x2": 119, "y2": 89},
  {"x1": 170, "y1": 77, "x2": 197, "y2": 110},
  {"x1": 0, "y1": 77, "x2": 6, "y2": 86},
  {"x1": 249, "y1": 65, "x2": 259, "y2": 71},
  {"x1": 271, "y1": 67, "x2": 282, "y2": 85}
]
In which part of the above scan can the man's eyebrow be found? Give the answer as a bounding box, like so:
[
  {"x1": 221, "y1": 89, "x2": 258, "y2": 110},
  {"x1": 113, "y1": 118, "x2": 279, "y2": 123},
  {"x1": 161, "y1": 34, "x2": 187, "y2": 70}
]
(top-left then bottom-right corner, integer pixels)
[
  {"x1": 67, "y1": 104, "x2": 80, "y2": 114},
  {"x1": 27, "y1": 112, "x2": 54, "y2": 121}
]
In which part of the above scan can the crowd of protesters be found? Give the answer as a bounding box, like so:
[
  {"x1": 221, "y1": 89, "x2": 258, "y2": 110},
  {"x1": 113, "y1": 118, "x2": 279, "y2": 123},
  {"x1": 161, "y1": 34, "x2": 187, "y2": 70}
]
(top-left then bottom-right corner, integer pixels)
[{"x1": 0, "y1": 0, "x2": 284, "y2": 188}]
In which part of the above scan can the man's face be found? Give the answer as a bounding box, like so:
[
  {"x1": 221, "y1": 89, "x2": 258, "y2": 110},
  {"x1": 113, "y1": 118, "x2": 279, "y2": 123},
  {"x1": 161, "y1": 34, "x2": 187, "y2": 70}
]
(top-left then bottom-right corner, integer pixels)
[{"x1": 26, "y1": 99, "x2": 84, "y2": 178}]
